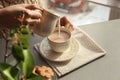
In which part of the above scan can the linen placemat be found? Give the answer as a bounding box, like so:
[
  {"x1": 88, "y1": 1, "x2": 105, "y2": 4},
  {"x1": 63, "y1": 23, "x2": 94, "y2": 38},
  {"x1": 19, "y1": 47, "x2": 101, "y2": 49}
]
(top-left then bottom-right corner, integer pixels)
[{"x1": 34, "y1": 27, "x2": 106, "y2": 77}]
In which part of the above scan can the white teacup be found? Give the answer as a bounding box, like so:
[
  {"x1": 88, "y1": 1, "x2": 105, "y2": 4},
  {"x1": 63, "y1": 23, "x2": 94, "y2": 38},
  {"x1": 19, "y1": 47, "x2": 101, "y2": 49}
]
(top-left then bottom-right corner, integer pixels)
[{"x1": 48, "y1": 27, "x2": 71, "y2": 53}]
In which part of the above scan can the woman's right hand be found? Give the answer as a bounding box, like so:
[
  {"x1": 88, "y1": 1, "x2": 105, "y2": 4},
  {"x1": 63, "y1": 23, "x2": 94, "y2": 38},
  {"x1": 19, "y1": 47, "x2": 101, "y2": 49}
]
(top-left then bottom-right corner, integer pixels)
[{"x1": 0, "y1": 4, "x2": 43, "y2": 29}]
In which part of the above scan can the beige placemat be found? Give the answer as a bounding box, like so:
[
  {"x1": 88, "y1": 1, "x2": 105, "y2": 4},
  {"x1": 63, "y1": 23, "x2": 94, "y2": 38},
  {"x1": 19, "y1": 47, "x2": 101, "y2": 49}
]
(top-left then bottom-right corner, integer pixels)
[{"x1": 34, "y1": 27, "x2": 106, "y2": 77}]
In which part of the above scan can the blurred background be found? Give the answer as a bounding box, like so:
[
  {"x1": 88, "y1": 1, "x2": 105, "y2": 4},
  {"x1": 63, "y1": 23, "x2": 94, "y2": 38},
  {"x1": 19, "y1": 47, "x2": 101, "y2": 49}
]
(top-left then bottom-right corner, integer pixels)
[{"x1": 40, "y1": 0, "x2": 110, "y2": 27}]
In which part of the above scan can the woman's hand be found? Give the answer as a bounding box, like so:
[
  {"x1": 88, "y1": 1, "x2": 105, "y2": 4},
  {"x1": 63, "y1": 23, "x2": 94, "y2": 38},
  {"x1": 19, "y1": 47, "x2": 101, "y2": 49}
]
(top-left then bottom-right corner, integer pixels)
[
  {"x1": 0, "y1": 4, "x2": 43, "y2": 29},
  {"x1": 60, "y1": 16, "x2": 74, "y2": 31}
]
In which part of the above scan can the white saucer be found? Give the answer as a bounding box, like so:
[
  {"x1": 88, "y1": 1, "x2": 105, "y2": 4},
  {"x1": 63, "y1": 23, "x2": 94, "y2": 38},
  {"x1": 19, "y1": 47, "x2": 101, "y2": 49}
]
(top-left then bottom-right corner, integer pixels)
[{"x1": 39, "y1": 38, "x2": 80, "y2": 62}]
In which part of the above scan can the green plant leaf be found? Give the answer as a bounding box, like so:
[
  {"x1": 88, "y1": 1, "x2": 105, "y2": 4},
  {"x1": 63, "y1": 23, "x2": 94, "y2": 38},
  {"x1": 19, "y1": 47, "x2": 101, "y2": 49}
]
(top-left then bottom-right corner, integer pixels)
[
  {"x1": 18, "y1": 33, "x2": 30, "y2": 49},
  {"x1": 21, "y1": 28, "x2": 30, "y2": 35},
  {"x1": 20, "y1": 25, "x2": 30, "y2": 35},
  {"x1": 21, "y1": 49, "x2": 35, "y2": 78},
  {"x1": 12, "y1": 44, "x2": 24, "y2": 62},
  {"x1": 10, "y1": 29, "x2": 17, "y2": 37},
  {"x1": 18, "y1": 34, "x2": 29, "y2": 49},
  {"x1": 0, "y1": 63, "x2": 19, "y2": 80},
  {"x1": 27, "y1": 73, "x2": 45, "y2": 80}
]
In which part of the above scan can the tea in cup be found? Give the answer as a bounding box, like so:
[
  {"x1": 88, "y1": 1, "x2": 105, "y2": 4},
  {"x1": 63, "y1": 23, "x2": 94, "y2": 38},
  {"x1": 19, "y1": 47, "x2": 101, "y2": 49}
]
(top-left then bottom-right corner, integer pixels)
[{"x1": 48, "y1": 27, "x2": 71, "y2": 53}]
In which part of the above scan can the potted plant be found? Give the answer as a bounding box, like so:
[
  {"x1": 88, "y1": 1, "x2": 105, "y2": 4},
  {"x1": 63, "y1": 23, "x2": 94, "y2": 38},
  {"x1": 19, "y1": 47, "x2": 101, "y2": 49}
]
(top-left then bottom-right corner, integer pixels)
[{"x1": 0, "y1": 13, "x2": 45, "y2": 80}]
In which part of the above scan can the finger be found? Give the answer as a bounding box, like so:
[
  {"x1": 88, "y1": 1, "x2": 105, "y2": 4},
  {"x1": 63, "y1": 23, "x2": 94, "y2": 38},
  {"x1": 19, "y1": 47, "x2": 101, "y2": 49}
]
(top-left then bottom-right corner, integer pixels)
[
  {"x1": 60, "y1": 16, "x2": 71, "y2": 26},
  {"x1": 67, "y1": 23, "x2": 74, "y2": 30},
  {"x1": 65, "y1": 23, "x2": 72, "y2": 30},
  {"x1": 26, "y1": 9, "x2": 42, "y2": 19},
  {"x1": 26, "y1": 18, "x2": 41, "y2": 24},
  {"x1": 61, "y1": 16, "x2": 74, "y2": 31},
  {"x1": 24, "y1": 4, "x2": 43, "y2": 10},
  {"x1": 69, "y1": 25, "x2": 74, "y2": 31},
  {"x1": 24, "y1": 18, "x2": 40, "y2": 27}
]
